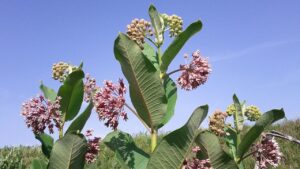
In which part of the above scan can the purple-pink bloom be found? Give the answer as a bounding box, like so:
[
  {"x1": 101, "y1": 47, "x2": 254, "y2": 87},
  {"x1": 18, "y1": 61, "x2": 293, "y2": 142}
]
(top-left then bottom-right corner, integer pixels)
[
  {"x1": 177, "y1": 50, "x2": 211, "y2": 90},
  {"x1": 184, "y1": 158, "x2": 212, "y2": 169},
  {"x1": 21, "y1": 95, "x2": 62, "y2": 134},
  {"x1": 84, "y1": 74, "x2": 98, "y2": 102},
  {"x1": 85, "y1": 129, "x2": 101, "y2": 164},
  {"x1": 93, "y1": 79, "x2": 127, "y2": 130},
  {"x1": 252, "y1": 135, "x2": 282, "y2": 169}
]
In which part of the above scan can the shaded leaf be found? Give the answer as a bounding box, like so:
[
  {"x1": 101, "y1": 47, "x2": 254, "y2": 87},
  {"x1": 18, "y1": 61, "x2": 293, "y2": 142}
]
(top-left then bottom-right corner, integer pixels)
[
  {"x1": 40, "y1": 83, "x2": 57, "y2": 102},
  {"x1": 48, "y1": 133, "x2": 87, "y2": 169},
  {"x1": 114, "y1": 33, "x2": 167, "y2": 129},
  {"x1": 57, "y1": 70, "x2": 84, "y2": 121},
  {"x1": 30, "y1": 159, "x2": 47, "y2": 169},
  {"x1": 142, "y1": 43, "x2": 159, "y2": 70},
  {"x1": 237, "y1": 109, "x2": 285, "y2": 159},
  {"x1": 147, "y1": 105, "x2": 208, "y2": 169},
  {"x1": 161, "y1": 20, "x2": 202, "y2": 72},
  {"x1": 103, "y1": 130, "x2": 149, "y2": 169},
  {"x1": 35, "y1": 133, "x2": 53, "y2": 159},
  {"x1": 66, "y1": 102, "x2": 94, "y2": 134},
  {"x1": 196, "y1": 131, "x2": 239, "y2": 169}
]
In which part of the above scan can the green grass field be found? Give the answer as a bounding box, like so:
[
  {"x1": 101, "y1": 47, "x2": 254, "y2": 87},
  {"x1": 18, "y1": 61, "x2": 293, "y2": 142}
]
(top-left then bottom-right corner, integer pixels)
[{"x1": 1, "y1": 119, "x2": 299, "y2": 169}]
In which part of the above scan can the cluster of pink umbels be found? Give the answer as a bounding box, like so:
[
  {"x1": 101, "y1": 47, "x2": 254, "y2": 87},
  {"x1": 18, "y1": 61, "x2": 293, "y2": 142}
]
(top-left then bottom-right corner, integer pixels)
[
  {"x1": 85, "y1": 129, "x2": 101, "y2": 164},
  {"x1": 177, "y1": 50, "x2": 211, "y2": 91},
  {"x1": 183, "y1": 146, "x2": 212, "y2": 169},
  {"x1": 251, "y1": 135, "x2": 282, "y2": 169},
  {"x1": 83, "y1": 74, "x2": 98, "y2": 102},
  {"x1": 21, "y1": 95, "x2": 62, "y2": 134}
]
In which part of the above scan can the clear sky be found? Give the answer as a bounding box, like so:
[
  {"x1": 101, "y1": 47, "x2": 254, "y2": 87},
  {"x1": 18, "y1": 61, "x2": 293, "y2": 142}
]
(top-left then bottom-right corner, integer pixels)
[{"x1": 0, "y1": 1, "x2": 299, "y2": 146}]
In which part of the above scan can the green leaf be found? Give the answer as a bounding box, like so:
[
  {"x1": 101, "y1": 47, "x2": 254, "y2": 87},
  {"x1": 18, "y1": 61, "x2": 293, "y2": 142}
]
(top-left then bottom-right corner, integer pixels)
[
  {"x1": 30, "y1": 159, "x2": 48, "y2": 169},
  {"x1": 160, "y1": 20, "x2": 202, "y2": 72},
  {"x1": 224, "y1": 126, "x2": 238, "y2": 161},
  {"x1": 40, "y1": 82, "x2": 57, "y2": 102},
  {"x1": 233, "y1": 94, "x2": 244, "y2": 132},
  {"x1": 196, "y1": 131, "x2": 239, "y2": 169},
  {"x1": 35, "y1": 133, "x2": 54, "y2": 159},
  {"x1": 158, "y1": 76, "x2": 177, "y2": 129},
  {"x1": 142, "y1": 43, "x2": 159, "y2": 70},
  {"x1": 57, "y1": 70, "x2": 84, "y2": 121},
  {"x1": 237, "y1": 109, "x2": 285, "y2": 160},
  {"x1": 66, "y1": 102, "x2": 94, "y2": 134},
  {"x1": 48, "y1": 133, "x2": 87, "y2": 169},
  {"x1": 114, "y1": 33, "x2": 167, "y2": 129},
  {"x1": 147, "y1": 105, "x2": 208, "y2": 169},
  {"x1": 103, "y1": 130, "x2": 150, "y2": 169},
  {"x1": 148, "y1": 5, "x2": 164, "y2": 46}
]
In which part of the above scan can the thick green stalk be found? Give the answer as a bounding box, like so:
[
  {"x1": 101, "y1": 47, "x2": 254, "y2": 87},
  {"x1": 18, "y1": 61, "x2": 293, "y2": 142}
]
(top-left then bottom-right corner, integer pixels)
[{"x1": 151, "y1": 129, "x2": 158, "y2": 152}]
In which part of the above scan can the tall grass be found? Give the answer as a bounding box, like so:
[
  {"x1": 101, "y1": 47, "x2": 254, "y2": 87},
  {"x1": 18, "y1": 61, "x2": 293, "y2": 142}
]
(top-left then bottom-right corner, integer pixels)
[{"x1": 1, "y1": 120, "x2": 299, "y2": 169}]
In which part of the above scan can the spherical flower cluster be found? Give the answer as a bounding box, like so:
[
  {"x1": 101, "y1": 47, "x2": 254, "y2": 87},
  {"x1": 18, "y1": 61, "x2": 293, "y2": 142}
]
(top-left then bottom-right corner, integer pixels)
[
  {"x1": 21, "y1": 95, "x2": 62, "y2": 134},
  {"x1": 162, "y1": 14, "x2": 183, "y2": 37},
  {"x1": 245, "y1": 105, "x2": 261, "y2": 121},
  {"x1": 226, "y1": 104, "x2": 236, "y2": 116},
  {"x1": 183, "y1": 146, "x2": 212, "y2": 169},
  {"x1": 209, "y1": 110, "x2": 228, "y2": 136},
  {"x1": 126, "y1": 18, "x2": 153, "y2": 48},
  {"x1": 251, "y1": 135, "x2": 282, "y2": 169},
  {"x1": 93, "y1": 79, "x2": 127, "y2": 130},
  {"x1": 52, "y1": 62, "x2": 77, "y2": 82},
  {"x1": 177, "y1": 50, "x2": 211, "y2": 90},
  {"x1": 85, "y1": 129, "x2": 101, "y2": 164},
  {"x1": 83, "y1": 74, "x2": 98, "y2": 102}
]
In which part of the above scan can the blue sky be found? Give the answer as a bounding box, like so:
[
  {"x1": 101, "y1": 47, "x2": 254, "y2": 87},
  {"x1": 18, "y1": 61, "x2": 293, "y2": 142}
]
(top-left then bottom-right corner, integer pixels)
[{"x1": 0, "y1": 1, "x2": 299, "y2": 146}]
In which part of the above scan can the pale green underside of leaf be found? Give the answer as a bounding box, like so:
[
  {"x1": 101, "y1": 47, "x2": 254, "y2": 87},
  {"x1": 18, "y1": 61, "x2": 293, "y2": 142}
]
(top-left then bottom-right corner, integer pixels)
[
  {"x1": 48, "y1": 134, "x2": 87, "y2": 169},
  {"x1": 30, "y1": 158, "x2": 48, "y2": 169},
  {"x1": 147, "y1": 105, "x2": 208, "y2": 169},
  {"x1": 114, "y1": 33, "x2": 167, "y2": 129},
  {"x1": 233, "y1": 94, "x2": 244, "y2": 132},
  {"x1": 40, "y1": 83, "x2": 57, "y2": 102}
]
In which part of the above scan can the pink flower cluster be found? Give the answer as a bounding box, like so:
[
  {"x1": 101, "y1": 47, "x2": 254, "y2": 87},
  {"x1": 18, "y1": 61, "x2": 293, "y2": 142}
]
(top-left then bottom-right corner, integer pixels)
[
  {"x1": 84, "y1": 74, "x2": 98, "y2": 102},
  {"x1": 21, "y1": 95, "x2": 62, "y2": 134},
  {"x1": 178, "y1": 50, "x2": 211, "y2": 90},
  {"x1": 93, "y1": 79, "x2": 127, "y2": 130},
  {"x1": 251, "y1": 135, "x2": 282, "y2": 169},
  {"x1": 183, "y1": 146, "x2": 212, "y2": 169},
  {"x1": 85, "y1": 129, "x2": 101, "y2": 164}
]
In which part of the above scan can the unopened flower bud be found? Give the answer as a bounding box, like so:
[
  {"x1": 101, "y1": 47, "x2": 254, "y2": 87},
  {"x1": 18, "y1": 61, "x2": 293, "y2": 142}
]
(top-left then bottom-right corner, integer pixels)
[
  {"x1": 245, "y1": 105, "x2": 261, "y2": 121},
  {"x1": 52, "y1": 62, "x2": 78, "y2": 82},
  {"x1": 126, "y1": 18, "x2": 153, "y2": 48},
  {"x1": 209, "y1": 110, "x2": 227, "y2": 136}
]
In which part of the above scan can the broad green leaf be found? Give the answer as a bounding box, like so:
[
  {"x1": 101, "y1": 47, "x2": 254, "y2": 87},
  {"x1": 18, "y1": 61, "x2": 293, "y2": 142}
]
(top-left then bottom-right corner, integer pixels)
[
  {"x1": 66, "y1": 102, "x2": 94, "y2": 134},
  {"x1": 224, "y1": 126, "x2": 237, "y2": 161},
  {"x1": 196, "y1": 131, "x2": 239, "y2": 169},
  {"x1": 114, "y1": 33, "x2": 167, "y2": 129},
  {"x1": 148, "y1": 5, "x2": 164, "y2": 46},
  {"x1": 57, "y1": 70, "x2": 84, "y2": 121},
  {"x1": 158, "y1": 76, "x2": 177, "y2": 129},
  {"x1": 237, "y1": 109, "x2": 285, "y2": 160},
  {"x1": 48, "y1": 133, "x2": 87, "y2": 169},
  {"x1": 35, "y1": 133, "x2": 54, "y2": 159},
  {"x1": 147, "y1": 105, "x2": 208, "y2": 169},
  {"x1": 233, "y1": 94, "x2": 244, "y2": 133},
  {"x1": 103, "y1": 130, "x2": 150, "y2": 169},
  {"x1": 30, "y1": 159, "x2": 47, "y2": 169},
  {"x1": 160, "y1": 20, "x2": 202, "y2": 72},
  {"x1": 142, "y1": 43, "x2": 159, "y2": 70},
  {"x1": 40, "y1": 83, "x2": 57, "y2": 102}
]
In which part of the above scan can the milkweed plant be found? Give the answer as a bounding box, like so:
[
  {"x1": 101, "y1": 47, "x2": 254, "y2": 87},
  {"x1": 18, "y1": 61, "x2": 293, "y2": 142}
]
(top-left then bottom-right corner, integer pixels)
[{"x1": 21, "y1": 5, "x2": 294, "y2": 169}]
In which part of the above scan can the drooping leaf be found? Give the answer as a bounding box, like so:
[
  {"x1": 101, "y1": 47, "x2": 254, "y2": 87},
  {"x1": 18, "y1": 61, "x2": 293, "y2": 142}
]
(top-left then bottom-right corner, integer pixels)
[
  {"x1": 114, "y1": 33, "x2": 167, "y2": 129},
  {"x1": 142, "y1": 43, "x2": 159, "y2": 70},
  {"x1": 66, "y1": 102, "x2": 94, "y2": 134},
  {"x1": 103, "y1": 130, "x2": 150, "y2": 169},
  {"x1": 237, "y1": 109, "x2": 285, "y2": 160},
  {"x1": 160, "y1": 20, "x2": 202, "y2": 72},
  {"x1": 40, "y1": 83, "x2": 57, "y2": 102},
  {"x1": 30, "y1": 159, "x2": 48, "y2": 169},
  {"x1": 158, "y1": 76, "x2": 177, "y2": 129},
  {"x1": 147, "y1": 105, "x2": 208, "y2": 169},
  {"x1": 35, "y1": 133, "x2": 54, "y2": 159},
  {"x1": 48, "y1": 133, "x2": 87, "y2": 169},
  {"x1": 57, "y1": 70, "x2": 84, "y2": 121},
  {"x1": 196, "y1": 131, "x2": 239, "y2": 169},
  {"x1": 148, "y1": 5, "x2": 164, "y2": 46},
  {"x1": 232, "y1": 94, "x2": 244, "y2": 133}
]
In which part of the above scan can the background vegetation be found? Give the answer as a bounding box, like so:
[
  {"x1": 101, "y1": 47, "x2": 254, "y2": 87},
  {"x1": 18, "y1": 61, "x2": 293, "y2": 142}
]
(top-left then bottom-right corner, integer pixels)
[{"x1": 1, "y1": 119, "x2": 299, "y2": 169}]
